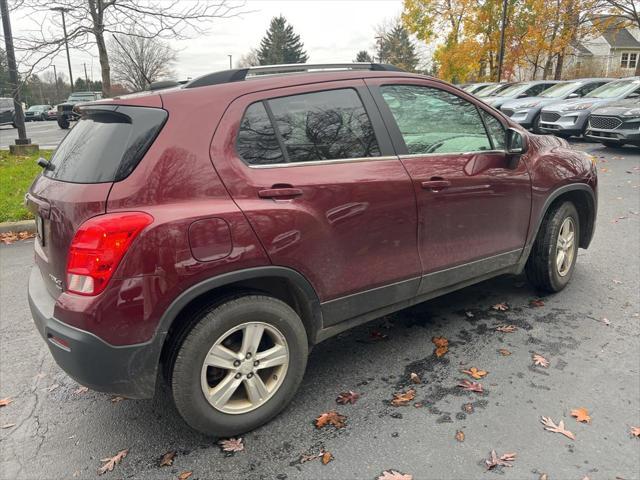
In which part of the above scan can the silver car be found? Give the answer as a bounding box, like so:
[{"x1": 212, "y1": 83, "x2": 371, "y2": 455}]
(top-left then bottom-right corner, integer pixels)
[
  {"x1": 539, "y1": 77, "x2": 640, "y2": 137},
  {"x1": 481, "y1": 80, "x2": 560, "y2": 109},
  {"x1": 500, "y1": 78, "x2": 611, "y2": 132}
]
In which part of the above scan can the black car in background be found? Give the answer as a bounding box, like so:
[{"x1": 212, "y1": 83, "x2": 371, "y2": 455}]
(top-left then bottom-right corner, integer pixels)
[
  {"x1": 57, "y1": 91, "x2": 102, "y2": 128},
  {"x1": 586, "y1": 97, "x2": 640, "y2": 147},
  {"x1": 0, "y1": 97, "x2": 16, "y2": 127}
]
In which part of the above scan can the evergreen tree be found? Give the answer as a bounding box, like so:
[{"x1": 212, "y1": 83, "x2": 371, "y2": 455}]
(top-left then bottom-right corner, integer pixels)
[
  {"x1": 377, "y1": 23, "x2": 419, "y2": 72},
  {"x1": 354, "y1": 50, "x2": 373, "y2": 63},
  {"x1": 257, "y1": 16, "x2": 308, "y2": 65}
]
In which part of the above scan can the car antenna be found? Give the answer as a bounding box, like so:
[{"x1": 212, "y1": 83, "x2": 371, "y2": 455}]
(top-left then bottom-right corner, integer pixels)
[{"x1": 111, "y1": 34, "x2": 152, "y2": 89}]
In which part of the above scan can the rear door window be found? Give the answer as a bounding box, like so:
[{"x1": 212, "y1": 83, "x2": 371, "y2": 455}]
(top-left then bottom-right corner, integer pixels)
[{"x1": 45, "y1": 105, "x2": 167, "y2": 183}]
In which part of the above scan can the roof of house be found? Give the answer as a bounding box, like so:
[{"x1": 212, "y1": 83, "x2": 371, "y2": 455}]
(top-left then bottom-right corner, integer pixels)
[{"x1": 593, "y1": 15, "x2": 640, "y2": 49}]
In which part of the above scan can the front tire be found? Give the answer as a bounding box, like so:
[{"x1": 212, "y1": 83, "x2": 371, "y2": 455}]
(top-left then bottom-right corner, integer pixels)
[
  {"x1": 57, "y1": 116, "x2": 69, "y2": 129},
  {"x1": 170, "y1": 295, "x2": 308, "y2": 436},
  {"x1": 526, "y1": 201, "x2": 580, "y2": 293}
]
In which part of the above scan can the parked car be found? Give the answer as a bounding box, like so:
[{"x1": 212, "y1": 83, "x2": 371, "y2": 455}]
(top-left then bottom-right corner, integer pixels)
[
  {"x1": 57, "y1": 91, "x2": 103, "y2": 128},
  {"x1": 585, "y1": 97, "x2": 640, "y2": 147},
  {"x1": 25, "y1": 104, "x2": 52, "y2": 122},
  {"x1": 27, "y1": 63, "x2": 598, "y2": 437},
  {"x1": 539, "y1": 77, "x2": 640, "y2": 137},
  {"x1": 500, "y1": 78, "x2": 611, "y2": 132},
  {"x1": 462, "y1": 82, "x2": 495, "y2": 95},
  {"x1": 45, "y1": 106, "x2": 58, "y2": 121},
  {"x1": 0, "y1": 97, "x2": 16, "y2": 127},
  {"x1": 476, "y1": 82, "x2": 515, "y2": 98},
  {"x1": 482, "y1": 80, "x2": 561, "y2": 109}
]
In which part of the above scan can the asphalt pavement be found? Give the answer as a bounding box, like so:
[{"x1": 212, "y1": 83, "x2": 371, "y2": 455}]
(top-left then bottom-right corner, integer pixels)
[
  {"x1": 0, "y1": 121, "x2": 67, "y2": 150},
  {"x1": 0, "y1": 141, "x2": 639, "y2": 480}
]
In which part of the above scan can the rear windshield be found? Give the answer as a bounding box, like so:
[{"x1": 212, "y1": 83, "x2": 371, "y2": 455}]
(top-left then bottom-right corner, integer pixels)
[{"x1": 44, "y1": 105, "x2": 167, "y2": 183}]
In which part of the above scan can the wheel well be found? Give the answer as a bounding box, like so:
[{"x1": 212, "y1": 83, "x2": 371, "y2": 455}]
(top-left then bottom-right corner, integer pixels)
[
  {"x1": 159, "y1": 275, "x2": 318, "y2": 376},
  {"x1": 547, "y1": 189, "x2": 595, "y2": 248}
]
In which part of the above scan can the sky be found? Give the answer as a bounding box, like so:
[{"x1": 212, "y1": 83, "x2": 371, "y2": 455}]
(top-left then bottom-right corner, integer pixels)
[{"x1": 10, "y1": 0, "x2": 407, "y2": 83}]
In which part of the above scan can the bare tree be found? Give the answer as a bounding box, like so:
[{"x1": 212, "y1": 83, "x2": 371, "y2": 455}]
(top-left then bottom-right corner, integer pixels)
[
  {"x1": 599, "y1": 0, "x2": 640, "y2": 75},
  {"x1": 14, "y1": 0, "x2": 246, "y2": 96},
  {"x1": 236, "y1": 48, "x2": 259, "y2": 68},
  {"x1": 109, "y1": 34, "x2": 176, "y2": 91}
]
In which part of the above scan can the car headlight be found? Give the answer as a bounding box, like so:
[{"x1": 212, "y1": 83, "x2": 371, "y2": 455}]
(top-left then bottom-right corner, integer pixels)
[{"x1": 622, "y1": 108, "x2": 640, "y2": 118}]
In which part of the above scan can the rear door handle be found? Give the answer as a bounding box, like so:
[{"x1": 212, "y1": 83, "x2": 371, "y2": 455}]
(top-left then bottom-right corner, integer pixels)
[
  {"x1": 421, "y1": 179, "x2": 451, "y2": 190},
  {"x1": 258, "y1": 188, "x2": 303, "y2": 199}
]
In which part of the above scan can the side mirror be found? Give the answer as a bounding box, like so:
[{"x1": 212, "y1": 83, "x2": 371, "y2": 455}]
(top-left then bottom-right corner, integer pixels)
[{"x1": 506, "y1": 128, "x2": 527, "y2": 168}]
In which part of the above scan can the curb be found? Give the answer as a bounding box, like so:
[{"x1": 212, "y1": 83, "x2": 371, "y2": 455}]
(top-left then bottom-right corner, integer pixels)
[{"x1": 0, "y1": 220, "x2": 36, "y2": 234}]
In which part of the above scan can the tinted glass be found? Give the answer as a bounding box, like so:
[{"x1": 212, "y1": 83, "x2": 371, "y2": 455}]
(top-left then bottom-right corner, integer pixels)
[
  {"x1": 480, "y1": 110, "x2": 506, "y2": 150},
  {"x1": 495, "y1": 83, "x2": 529, "y2": 97},
  {"x1": 236, "y1": 102, "x2": 284, "y2": 165},
  {"x1": 381, "y1": 85, "x2": 491, "y2": 154},
  {"x1": 268, "y1": 89, "x2": 380, "y2": 163},
  {"x1": 45, "y1": 106, "x2": 167, "y2": 183}
]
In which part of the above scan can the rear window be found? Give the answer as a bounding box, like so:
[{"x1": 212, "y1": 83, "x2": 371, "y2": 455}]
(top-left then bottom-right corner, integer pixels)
[
  {"x1": 44, "y1": 105, "x2": 167, "y2": 183},
  {"x1": 0, "y1": 98, "x2": 13, "y2": 109}
]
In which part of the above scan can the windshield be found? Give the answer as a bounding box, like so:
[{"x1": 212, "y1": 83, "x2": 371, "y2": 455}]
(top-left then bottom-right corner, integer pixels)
[
  {"x1": 495, "y1": 83, "x2": 530, "y2": 97},
  {"x1": 586, "y1": 80, "x2": 640, "y2": 99},
  {"x1": 68, "y1": 93, "x2": 96, "y2": 102},
  {"x1": 27, "y1": 105, "x2": 46, "y2": 111},
  {"x1": 540, "y1": 82, "x2": 582, "y2": 98},
  {"x1": 478, "y1": 83, "x2": 512, "y2": 97}
]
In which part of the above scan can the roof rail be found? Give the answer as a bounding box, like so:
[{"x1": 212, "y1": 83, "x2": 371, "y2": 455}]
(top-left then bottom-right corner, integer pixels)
[{"x1": 184, "y1": 63, "x2": 404, "y2": 89}]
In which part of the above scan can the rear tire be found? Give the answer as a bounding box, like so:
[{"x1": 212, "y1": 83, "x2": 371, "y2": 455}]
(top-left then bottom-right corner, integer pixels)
[
  {"x1": 170, "y1": 295, "x2": 308, "y2": 437},
  {"x1": 526, "y1": 201, "x2": 580, "y2": 293}
]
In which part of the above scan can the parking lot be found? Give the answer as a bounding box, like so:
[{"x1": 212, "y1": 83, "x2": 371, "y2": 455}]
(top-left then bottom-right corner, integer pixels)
[
  {"x1": 0, "y1": 139, "x2": 639, "y2": 480},
  {"x1": 0, "y1": 122, "x2": 67, "y2": 150}
]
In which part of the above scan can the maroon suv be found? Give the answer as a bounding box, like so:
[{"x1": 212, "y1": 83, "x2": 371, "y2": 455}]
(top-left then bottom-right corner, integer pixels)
[{"x1": 27, "y1": 63, "x2": 597, "y2": 436}]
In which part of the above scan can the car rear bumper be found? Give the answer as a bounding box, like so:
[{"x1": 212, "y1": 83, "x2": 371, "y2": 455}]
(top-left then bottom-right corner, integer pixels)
[{"x1": 28, "y1": 267, "x2": 159, "y2": 399}]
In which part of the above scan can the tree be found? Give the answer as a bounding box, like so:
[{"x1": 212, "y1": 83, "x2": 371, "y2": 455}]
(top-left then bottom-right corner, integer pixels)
[
  {"x1": 354, "y1": 50, "x2": 373, "y2": 62},
  {"x1": 256, "y1": 16, "x2": 308, "y2": 65},
  {"x1": 109, "y1": 34, "x2": 176, "y2": 91},
  {"x1": 600, "y1": 0, "x2": 640, "y2": 74},
  {"x1": 376, "y1": 21, "x2": 419, "y2": 72},
  {"x1": 237, "y1": 48, "x2": 260, "y2": 68},
  {"x1": 0, "y1": 47, "x2": 10, "y2": 96},
  {"x1": 15, "y1": 1, "x2": 243, "y2": 96}
]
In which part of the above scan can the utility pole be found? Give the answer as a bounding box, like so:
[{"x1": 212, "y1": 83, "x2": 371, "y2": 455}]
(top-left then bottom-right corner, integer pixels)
[
  {"x1": 496, "y1": 0, "x2": 508, "y2": 82},
  {"x1": 51, "y1": 7, "x2": 74, "y2": 92},
  {"x1": 53, "y1": 65, "x2": 60, "y2": 103},
  {"x1": 0, "y1": 0, "x2": 38, "y2": 154},
  {"x1": 228, "y1": 54, "x2": 232, "y2": 69},
  {"x1": 84, "y1": 63, "x2": 89, "y2": 90}
]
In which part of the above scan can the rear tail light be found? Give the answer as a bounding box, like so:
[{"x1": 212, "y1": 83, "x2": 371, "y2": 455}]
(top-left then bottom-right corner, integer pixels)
[{"x1": 66, "y1": 212, "x2": 153, "y2": 296}]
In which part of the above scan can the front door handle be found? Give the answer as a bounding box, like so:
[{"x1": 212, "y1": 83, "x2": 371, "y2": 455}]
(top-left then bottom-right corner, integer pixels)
[
  {"x1": 421, "y1": 179, "x2": 451, "y2": 190},
  {"x1": 258, "y1": 187, "x2": 303, "y2": 199}
]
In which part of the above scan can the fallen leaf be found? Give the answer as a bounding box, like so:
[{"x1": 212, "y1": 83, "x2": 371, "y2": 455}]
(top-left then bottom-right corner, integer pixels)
[
  {"x1": 498, "y1": 348, "x2": 512, "y2": 356},
  {"x1": 541, "y1": 416, "x2": 575, "y2": 440},
  {"x1": 111, "y1": 396, "x2": 125, "y2": 403},
  {"x1": 336, "y1": 390, "x2": 360, "y2": 405},
  {"x1": 492, "y1": 302, "x2": 509, "y2": 311},
  {"x1": 630, "y1": 426, "x2": 640, "y2": 437},
  {"x1": 465, "y1": 311, "x2": 474, "y2": 318},
  {"x1": 432, "y1": 336, "x2": 449, "y2": 357},
  {"x1": 97, "y1": 449, "x2": 128, "y2": 475},
  {"x1": 455, "y1": 430, "x2": 465, "y2": 442},
  {"x1": 0, "y1": 231, "x2": 35, "y2": 244},
  {"x1": 571, "y1": 407, "x2": 591, "y2": 424},
  {"x1": 461, "y1": 367, "x2": 488, "y2": 379},
  {"x1": 368, "y1": 330, "x2": 388, "y2": 342},
  {"x1": 532, "y1": 353, "x2": 549, "y2": 368},
  {"x1": 600, "y1": 317, "x2": 611, "y2": 326},
  {"x1": 0, "y1": 397, "x2": 13, "y2": 407},
  {"x1": 74, "y1": 386, "x2": 89, "y2": 395},
  {"x1": 219, "y1": 437, "x2": 244, "y2": 453},
  {"x1": 315, "y1": 411, "x2": 346, "y2": 429},
  {"x1": 321, "y1": 451, "x2": 333, "y2": 465},
  {"x1": 612, "y1": 279, "x2": 623, "y2": 285},
  {"x1": 178, "y1": 472, "x2": 193, "y2": 480},
  {"x1": 463, "y1": 402, "x2": 474, "y2": 413},
  {"x1": 410, "y1": 372, "x2": 421, "y2": 384},
  {"x1": 539, "y1": 474, "x2": 549, "y2": 480},
  {"x1": 159, "y1": 451, "x2": 176, "y2": 467},
  {"x1": 485, "y1": 450, "x2": 516, "y2": 469},
  {"x1": 391, "y1": 389, "x2": 416, "y2": 406},
  {"x1": 496, "y1": 324, "x2": 517, "y2": 333},
  {"x1": 413, "y1": 402, "x2": 423, "y2": 408},
  {"x1": 458, "y1": 379, "x2": 483, "y2": 393},
  {"x1": 378, "y1": 470, "x2": 413, "y2": 480},
  {"x1": 1, "y1": 423, "x2": 16, "y2": 429},
  {"x1": 530, "y1": 299, "x2": 545, "y2": 307}
]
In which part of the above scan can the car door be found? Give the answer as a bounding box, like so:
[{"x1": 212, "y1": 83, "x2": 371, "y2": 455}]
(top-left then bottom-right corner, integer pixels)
[
  {"x1": 366, "y1": 79, "x2": 531, "y2": 294},
  {"x1": 210, "y1": 81, "x2": 421, "y2": 325}
]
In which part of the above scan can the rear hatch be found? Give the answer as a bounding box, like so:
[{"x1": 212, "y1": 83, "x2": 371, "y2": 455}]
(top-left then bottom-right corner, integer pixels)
[{"x1": 26, "y1": 103, "x2": 167, "y2": 298}]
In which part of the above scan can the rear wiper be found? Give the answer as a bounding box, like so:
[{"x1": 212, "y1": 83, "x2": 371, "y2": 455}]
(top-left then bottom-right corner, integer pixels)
[{"x1": 37, "y1": 157, "x2": 54, "y2": 171}]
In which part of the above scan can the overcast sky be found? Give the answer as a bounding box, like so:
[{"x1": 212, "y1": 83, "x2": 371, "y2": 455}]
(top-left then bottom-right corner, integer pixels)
[{"x1": 11, "y1": 0, "x2": 406, "y2": 83}]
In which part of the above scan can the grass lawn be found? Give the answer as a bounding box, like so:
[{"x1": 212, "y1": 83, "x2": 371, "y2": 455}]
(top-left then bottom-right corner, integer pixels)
[{"x1": 0, "y1": 150, "x2": 51, "y2": 223}]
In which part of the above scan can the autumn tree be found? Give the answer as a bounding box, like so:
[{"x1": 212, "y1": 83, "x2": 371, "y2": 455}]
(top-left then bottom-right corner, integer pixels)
[
  {"x1": 14, "y1": 1, "x2": 243, "y2": 96},
  {"x1": 376, "y1": 21, "x2": 419, "y2": 71},
  {"x1": 109, "y1": 34, "x2": 177, "y2": 91},
  {"x1": 257, "y1": 16, "x2": 308, "y2": 65},
  {"x1": 354, "y1": 50, "x2": 374, "y2": 62}
]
